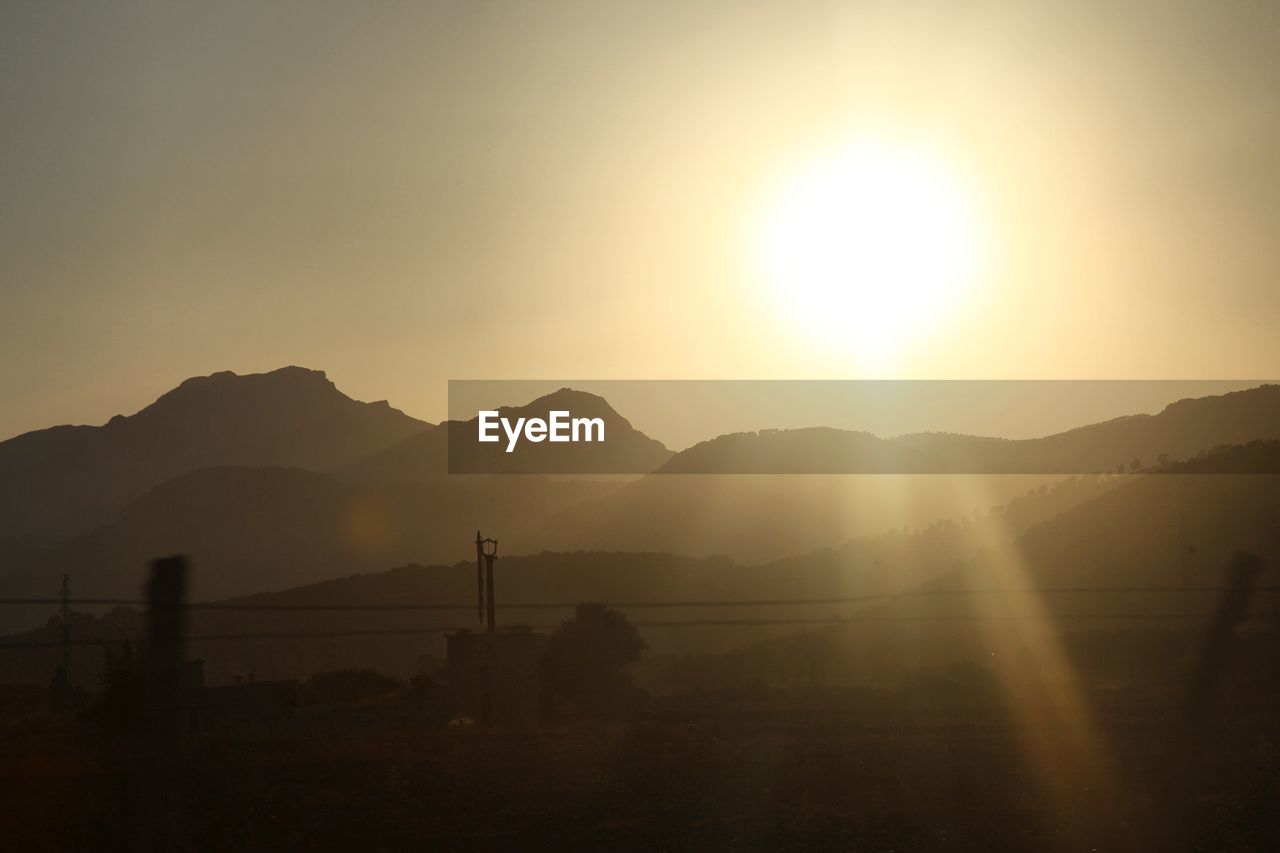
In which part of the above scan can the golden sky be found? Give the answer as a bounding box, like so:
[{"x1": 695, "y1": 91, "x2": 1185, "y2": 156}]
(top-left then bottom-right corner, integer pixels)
[{"x1": 3, "y1": 1, "x2": 1279, "y2": 439}]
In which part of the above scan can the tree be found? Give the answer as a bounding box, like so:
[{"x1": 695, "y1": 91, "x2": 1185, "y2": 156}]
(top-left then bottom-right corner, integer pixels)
[
  {"x1": 98, "y1": 642, "x2": 144, "y2": 736},
  {"x1": 542, "y1": 603, "x2": 646, "y2": 716}
]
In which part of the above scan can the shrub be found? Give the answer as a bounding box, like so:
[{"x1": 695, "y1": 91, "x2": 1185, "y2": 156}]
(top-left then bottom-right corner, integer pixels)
[{"x1": 303, "y1": 668, "x2": 400, "y2": 705}]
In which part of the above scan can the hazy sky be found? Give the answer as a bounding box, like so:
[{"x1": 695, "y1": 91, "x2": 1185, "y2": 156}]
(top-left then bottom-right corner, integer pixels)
[{"x1": 3, "y1": 1, "x2": 1279, "y2": 440}]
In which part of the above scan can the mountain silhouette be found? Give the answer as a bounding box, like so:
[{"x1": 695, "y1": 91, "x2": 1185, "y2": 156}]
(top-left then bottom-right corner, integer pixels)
[
  {"x1": 519, "y1": 472, "x2": 1093, "y2": 562},
  {"x1": 6, "y1": 443, "x2": 1275, "y2": 687},
  {"x1": 727, "y1": 440, "x2": 1280, "y2": 686},
  {"x1": 519, "y1": 386, "x2": 1280, "y2": 560},
  {"x1": 344, "y1": 387, "x2": 672, "y2": 481},
  {"x1": 0, "y1": 465, "x2": 621, "y2": 614},
  {"x1": 0, "y1": 367, "x2": 430, "y2": 540},
  {"x1": 656, "y1": 385, "x2": 1280, "y2": 474},
  {"x1": 0, "y1": 467, "x2": 1111, "y2": 632},
  {"x1": 5, "y1": 377, "x2": 1279, "y2": 608}
]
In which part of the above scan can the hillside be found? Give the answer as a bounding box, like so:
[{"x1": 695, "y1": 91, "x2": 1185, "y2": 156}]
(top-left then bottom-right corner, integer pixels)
[
  {"x1": 0, "y1": 473, "x2": 1117, "y2": 635},
  {"x1": 0, "y1": 471, "x2": 1159, "y2": 686},
  {"x1": 727, "y1": 442, "x2": 1280, "y2": 688},
  {"x1": 520, "y1": 472, "x2": 1099, "y2": 562},
  {"x1": 342, "y1": 387, "x2": 672, "y2": 482},
  {"x1": 0, "y1": 367, "x2": 431, "y2": 540},
  {"x1": 0, "y1": 465, "x2": 622, "y2": 619},
  {"x1": 656, "y1": 384, "x2": 1280, "y2": 473},
  {"x1": 5, "y1": 379, "x2": 1278, "y2": 619},
  {"x1": 512, "y1": 385, "x2": 1280, "y2": 559}
]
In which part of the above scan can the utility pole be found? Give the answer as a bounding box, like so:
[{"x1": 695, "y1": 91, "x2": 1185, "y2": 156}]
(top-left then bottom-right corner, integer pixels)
[{"x1": 475, "y1": 531, "x2": 498, "y2": 632}]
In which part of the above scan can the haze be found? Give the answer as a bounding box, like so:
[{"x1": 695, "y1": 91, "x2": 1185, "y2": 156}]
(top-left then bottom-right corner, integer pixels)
[{"x1": 4, "y1": 0, "x2": 1280, "y2": 441}]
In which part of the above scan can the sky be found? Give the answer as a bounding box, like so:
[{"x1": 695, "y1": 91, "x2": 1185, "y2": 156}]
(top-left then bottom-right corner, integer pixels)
[{"x1": 2, "y1": 0, "x2": 1279, "y2": 441}]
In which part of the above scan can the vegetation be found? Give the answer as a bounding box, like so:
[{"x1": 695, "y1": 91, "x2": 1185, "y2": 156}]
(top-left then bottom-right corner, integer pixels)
[
  {"x1": 302, "y1": 668, "x2": 401, "y2": 705},
  {"x1": 542, "y1": 603, "x2": 647, "y2": 716},
  {"x1": 96, "y1": 642, "x2": 144, "y2": 736}
]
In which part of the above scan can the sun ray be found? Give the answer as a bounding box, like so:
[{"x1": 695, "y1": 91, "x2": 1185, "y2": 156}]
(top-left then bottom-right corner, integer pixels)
[{"x1": 940, "y1": 474, "x2": 1131, "y2": 846}]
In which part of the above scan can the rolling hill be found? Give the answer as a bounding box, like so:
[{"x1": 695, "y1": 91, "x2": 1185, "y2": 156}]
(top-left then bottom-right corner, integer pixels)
[
  {"x1": 0, "y1": 367, "x2": 431, "y2": 541},
  {"x1": 341, "y1": 387, "x2": 673, "y2": 482},
  {"x1": 10, "y1": 449, "x2": 1271, "y2": 687},
  {"x1": 656, "y1": 384, "x2": 1280, "y2": 474},
  {"x1": 7, "y1": 379, "x2": 1280, "y2": 619},
  {"x1": 0, "y1": 465, "x2": 623, "y2": 616}
]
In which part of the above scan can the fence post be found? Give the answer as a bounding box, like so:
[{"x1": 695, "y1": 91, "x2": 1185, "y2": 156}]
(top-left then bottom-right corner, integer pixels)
[
  {"x1": 1181, "y1": 551, "x2": 1263, "y2": 734},
  {"x1": 144, "y1": 555, "x2": 188, "y2": 739},
  {"x1": 1161, "y1": 551, "x2": 1265, "y2": 851}
]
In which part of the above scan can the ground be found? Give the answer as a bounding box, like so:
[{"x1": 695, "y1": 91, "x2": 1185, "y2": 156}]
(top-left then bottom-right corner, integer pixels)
[{"x1": 2, "y1": 687, "x2": 1277, "y2": 851}]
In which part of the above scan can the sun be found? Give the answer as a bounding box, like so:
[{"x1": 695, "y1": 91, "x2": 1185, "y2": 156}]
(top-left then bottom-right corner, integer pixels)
[{"x1": 754, "y1": 137, "x2": 985, "y2": 368}]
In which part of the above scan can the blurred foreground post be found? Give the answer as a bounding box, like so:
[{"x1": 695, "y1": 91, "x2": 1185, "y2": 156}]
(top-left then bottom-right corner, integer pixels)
[
  {"x1": 136, "y1": 555, "x2": 190, "y2": 851},
  {"x1": 1162, "y1": 551, "x2": 1265, "y2": 852},
  {"x1": 1181, "y1": 551, "x2": 1263, "y2": 735},
  {"x1": 144, "y1": 555, "x2": 188, "y2": 738}
]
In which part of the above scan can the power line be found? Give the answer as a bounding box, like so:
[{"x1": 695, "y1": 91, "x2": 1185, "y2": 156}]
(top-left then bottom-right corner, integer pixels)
[
  {"x1": 0, "y1": 611, "x2": 1243, "y2": 651},
  {"x1": 1, "y1": 584, "x2": 1273, "y2": 651},
  {"x1": 2, "y1": 585, "x2": 1278, "y2": 612},
  {"x1": 0, "y1": 598, "x2": 144, "y2": 606}
]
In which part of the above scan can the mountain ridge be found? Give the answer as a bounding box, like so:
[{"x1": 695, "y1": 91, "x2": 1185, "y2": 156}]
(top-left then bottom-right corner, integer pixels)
[
  {"x1": 0, "y1": 366, "x2": 432, "y2": 540},
  {"x1": 656, "y1": 384, "x2": 1280, "y2": 473},
  {"x1": 344, "y1": 386, "x2": 672, "y2": 482},
  {"x1": 5, "y1": 443, "x2": 1277, "y2": 686}
]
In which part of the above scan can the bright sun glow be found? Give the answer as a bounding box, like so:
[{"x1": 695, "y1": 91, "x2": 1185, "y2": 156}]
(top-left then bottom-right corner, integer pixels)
[{"x1": 755, "y1": 137, "x2": 985, "y2": 367}]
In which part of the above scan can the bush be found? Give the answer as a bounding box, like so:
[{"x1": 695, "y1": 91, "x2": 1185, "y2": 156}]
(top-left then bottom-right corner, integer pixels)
[
  {"x1": 542, "y1": 603, "x2": 646, "y2": 717},
  {"x1": 97, "y1": 642, "x2": 144, "y2": 736},
  {"x1": 303, "y1": 668, "x2": 400, "y2": 705}
]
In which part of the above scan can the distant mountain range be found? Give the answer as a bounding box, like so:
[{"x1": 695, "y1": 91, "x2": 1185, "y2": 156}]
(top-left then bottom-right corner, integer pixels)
[
  {"x1": 4, "y1": 442, "x2": 1277, "y2": 687},
  {"x1": 4, "y1": 368, "x2": 1280, "y2": 635},
  {"x1": 657, "y1": 384, "x2": 1280, "y2": 473},
  {"x1": 0, "y1": 465, "x2": 620, "y2": 608},
  {"x1": 0, "y1": 370, "x2": 673, "y2": 544}
]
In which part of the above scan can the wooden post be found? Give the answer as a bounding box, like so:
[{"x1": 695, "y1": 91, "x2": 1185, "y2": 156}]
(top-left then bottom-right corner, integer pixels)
[
  {"x1": 1161, "y1": 551, "x2": 1265, "y2": 851},
  {"x1": 1181, "y1": 551, "x2": 1262, "y2": 734},
  {"x1": 136, "y1": 554, "x2": 189, "y2": 851},
  {"x1": 145, "y1": 555, "x2": 188, "y2": 738}
]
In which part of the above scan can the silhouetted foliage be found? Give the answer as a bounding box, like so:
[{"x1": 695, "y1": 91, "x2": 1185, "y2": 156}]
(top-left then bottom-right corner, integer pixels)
[
  {"x1": 302, "y1": 668, "x2": 400, "y2": 705},
  {"x1": 543, "y1": 603, "x2": 646, "y2": 716},
  {"x1": 97, "y1": 642, "x2": 143, "y2": 736},
  {"x1": 409, "y1": 653, "x2": 445, "y2": 698}
]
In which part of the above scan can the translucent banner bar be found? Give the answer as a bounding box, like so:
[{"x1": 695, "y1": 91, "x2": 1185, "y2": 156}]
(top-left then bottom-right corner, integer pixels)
[{"x1": 446, "y1": 380, "x2": 1280, "y2": 474}]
